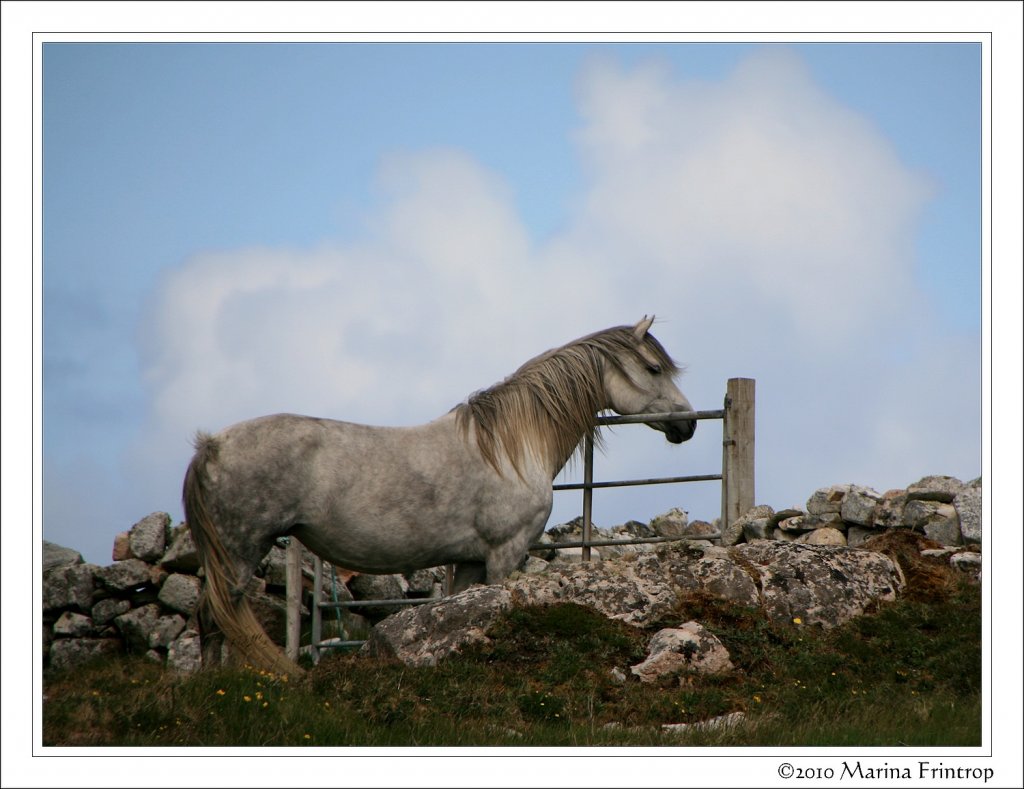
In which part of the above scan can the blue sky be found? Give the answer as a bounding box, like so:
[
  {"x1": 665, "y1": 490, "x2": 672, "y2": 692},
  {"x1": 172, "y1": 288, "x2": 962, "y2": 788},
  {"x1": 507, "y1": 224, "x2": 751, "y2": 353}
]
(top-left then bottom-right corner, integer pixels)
[{"x1": 38, "y1": 41, "x2": 984, "y2": 565}]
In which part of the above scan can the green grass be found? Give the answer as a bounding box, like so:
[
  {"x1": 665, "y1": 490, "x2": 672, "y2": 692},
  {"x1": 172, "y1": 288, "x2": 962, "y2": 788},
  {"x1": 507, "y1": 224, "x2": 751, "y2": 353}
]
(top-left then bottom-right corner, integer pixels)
[{"x1": 42, "y1": 576, "x2": 981, "y2": 747}]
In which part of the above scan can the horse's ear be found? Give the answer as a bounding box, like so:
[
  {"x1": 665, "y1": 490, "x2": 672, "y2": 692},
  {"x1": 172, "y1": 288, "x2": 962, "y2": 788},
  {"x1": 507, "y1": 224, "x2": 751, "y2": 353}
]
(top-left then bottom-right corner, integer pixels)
[{"x1": 632, "y1": 315, "x2": 655, "y2": 341}]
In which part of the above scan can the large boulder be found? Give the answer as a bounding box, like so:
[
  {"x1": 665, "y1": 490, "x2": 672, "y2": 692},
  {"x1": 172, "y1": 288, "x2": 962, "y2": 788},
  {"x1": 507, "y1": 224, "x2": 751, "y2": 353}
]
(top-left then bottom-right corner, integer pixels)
[
  {"x1": 363, "y1": 585, "x2": 512, "y2": 667},
  {"x1": 731, "y1": 541, "x2": 904, "y2": 627},
  {"x1": 364, "y1": 541, "x2": 905, "y2": 667},
  {"x1": 630, "y1": 623, "x2": 734, "y2": 683}
]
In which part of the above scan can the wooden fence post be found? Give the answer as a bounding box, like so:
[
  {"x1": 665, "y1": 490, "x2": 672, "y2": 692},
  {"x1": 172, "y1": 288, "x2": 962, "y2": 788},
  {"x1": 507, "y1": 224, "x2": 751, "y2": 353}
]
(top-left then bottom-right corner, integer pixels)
[
  {"x1": 285, "y1": 537, "x2": 302, "y2": 662},
  {"x1": 721, "y1": 378, "x2": 755, "y2": 532}
]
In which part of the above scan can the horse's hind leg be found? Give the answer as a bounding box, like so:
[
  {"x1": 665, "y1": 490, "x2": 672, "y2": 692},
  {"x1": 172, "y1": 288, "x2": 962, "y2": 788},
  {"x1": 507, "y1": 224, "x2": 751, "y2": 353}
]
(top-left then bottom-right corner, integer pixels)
[{"x1": 451, "y1": 561, "x2": 487, "y2": 593}]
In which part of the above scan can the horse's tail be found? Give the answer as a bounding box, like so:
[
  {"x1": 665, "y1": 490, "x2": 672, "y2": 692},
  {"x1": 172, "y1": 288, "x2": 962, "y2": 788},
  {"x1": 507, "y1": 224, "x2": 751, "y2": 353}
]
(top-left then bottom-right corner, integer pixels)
[{"x1": 183, "y1": 432, "x2": 302, "y2": 676}]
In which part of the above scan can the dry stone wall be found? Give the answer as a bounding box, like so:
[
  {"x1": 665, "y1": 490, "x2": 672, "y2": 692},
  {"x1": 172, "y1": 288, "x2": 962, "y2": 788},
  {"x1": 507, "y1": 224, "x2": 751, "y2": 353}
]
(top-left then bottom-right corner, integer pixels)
[{"x1": 43, "y1": 475, "x2": 981, "y2": 675}]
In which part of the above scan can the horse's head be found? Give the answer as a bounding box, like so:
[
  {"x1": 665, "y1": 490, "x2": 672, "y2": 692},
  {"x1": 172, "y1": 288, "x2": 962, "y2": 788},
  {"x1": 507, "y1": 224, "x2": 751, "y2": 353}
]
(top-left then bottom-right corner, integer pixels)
[{"x1": 603, "y1": 316, "x2": 696, "y2": 444}]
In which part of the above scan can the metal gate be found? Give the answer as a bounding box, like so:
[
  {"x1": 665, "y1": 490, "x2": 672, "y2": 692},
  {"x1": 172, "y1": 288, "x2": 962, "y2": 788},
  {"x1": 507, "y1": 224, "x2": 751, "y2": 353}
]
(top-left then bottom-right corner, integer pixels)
[{"x1": 287, "y1": 378, "x2": 754, "y2": 662}]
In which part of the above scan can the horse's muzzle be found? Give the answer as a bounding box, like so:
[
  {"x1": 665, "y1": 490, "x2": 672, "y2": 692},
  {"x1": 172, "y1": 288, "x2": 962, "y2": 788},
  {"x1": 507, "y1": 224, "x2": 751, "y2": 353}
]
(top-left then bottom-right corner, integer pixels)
[{"x1": 663, "y1": 419, "x2": 696, "y2": 444}]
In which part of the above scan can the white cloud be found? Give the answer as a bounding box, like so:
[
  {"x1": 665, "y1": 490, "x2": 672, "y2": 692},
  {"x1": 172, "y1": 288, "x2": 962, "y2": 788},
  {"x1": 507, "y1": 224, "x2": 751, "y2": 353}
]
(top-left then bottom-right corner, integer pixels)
[{"x1": 125, "y1": 49, "x2": 977, "y2": 544}]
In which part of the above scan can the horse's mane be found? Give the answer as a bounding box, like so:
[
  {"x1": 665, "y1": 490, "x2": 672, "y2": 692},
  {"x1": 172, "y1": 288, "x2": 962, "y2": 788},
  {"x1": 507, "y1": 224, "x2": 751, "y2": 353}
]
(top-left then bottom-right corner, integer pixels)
[{"x1": 454, "y1": 325, "x2": 679, "y2": 477}]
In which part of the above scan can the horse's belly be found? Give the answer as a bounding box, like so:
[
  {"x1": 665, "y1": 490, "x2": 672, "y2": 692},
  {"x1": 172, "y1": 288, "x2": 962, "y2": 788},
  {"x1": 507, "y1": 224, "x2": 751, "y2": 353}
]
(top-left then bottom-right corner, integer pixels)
[{"x1": 290, "y1": 518, "x2": 486, "y2": 576}]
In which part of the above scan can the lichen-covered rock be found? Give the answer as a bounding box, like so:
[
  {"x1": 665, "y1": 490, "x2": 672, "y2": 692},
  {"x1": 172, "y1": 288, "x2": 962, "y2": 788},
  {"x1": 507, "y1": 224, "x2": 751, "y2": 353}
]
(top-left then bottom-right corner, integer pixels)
[
  {"x1": 42, "y1": 541, "x2": 83, "y2": 572},
  {"x1": 630, "y1": 622, "x2": 734, "y2": 683},
  {"x1": 159, "y1": 525, "x2": 200, "y2": 573},
  {"x1": 167, "y1": 630, "x2": 203, "y2": 673},
  {"x1": 91, "y1": 597, "x2": 131, "y2": 626},
  {"x1": 129, "y1": 512, "x2": 170, "y2": 562},
  {"x1": 53, "y1": 611, "x2": 94, "y2": 638},
  {"x1": 362, "y1": 585, "x2": 512, "y2": 667},
  {"x1": 49, "y1": 638, "x2": 122, "y2": 672},
  {"x1": 776, "y1": 515, "x2": 814, "y2": 533},
  {"x1": 96, "y1": 559, "x2": 153, "y2": 593},
  {"x1": 904, "y1": 500, "x2": 962, "y2": 546},
  {"x1": 730, "y1": 541, "x2": 904, "y2": 628},
  {"x1": 840, "y1": 486, "x2": 882, "y2": 526},
  {"x1": 954, "y1": 477, "x2": 982, "y2": 544},
  {"x1": 114, "y1": 603, "x2": 162, "y2": 653},
  {"x1": 795, "y1": 527, "x2": 847, "y2": 546},
  {"x1": 157, "y1": 573, "x2": 201, "y2": 616},
  {"x1": 148, "y1": 614, "x2": 187, "y2": 649},
  {"x1": 907, "y1": 475, "x2": 964, "y2": 503},
  {"x1": 723, "y1": 505, "x2": 774, "y2": 546},
  {"x1": 742, "y1": 516, "x2": 772, "y2": 542},
  {"x1": 807, "y1": 484, "x2": 852, "y2": 516},
  {"x1": 873, "y1": 490, "x2": 908, "y2": 529},
  {"x1": 43, "y1": 563, "x2": 99, "y2": 612},
  {"x1": 649, "y1": 508, "x2": 689, "y2": 537}
]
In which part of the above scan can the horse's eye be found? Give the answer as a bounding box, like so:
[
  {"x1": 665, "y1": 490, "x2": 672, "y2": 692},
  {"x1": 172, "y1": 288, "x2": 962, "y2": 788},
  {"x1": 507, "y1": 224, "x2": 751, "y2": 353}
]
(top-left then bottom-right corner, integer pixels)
[{"x1": 647, "y1": 364, "x2": 662, "y2": 375}]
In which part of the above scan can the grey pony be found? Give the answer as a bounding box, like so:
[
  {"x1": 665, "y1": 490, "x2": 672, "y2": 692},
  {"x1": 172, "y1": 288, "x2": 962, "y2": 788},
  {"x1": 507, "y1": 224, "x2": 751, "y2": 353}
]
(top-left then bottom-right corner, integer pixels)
[{"x1": 183, "y1": 316, "x2": 696, "y2": 673}]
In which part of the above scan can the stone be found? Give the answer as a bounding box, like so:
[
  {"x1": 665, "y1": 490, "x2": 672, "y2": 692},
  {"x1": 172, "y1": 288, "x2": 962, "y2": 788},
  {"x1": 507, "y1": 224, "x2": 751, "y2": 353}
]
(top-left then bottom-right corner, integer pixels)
[
  {"x1": 49, "y1": 638, "x2": 122, "y2": 672},
  {"x1": 160, "y1": 526, "x2": 200, "y2": 573},
  {"x1": 158, "y1": 573, "x2": 201, "y2": 616},
  {"x1": 769, "y1": 508, "x2": 805, "y2": 527},
  {"x1": 362, "y1": 537, "x2": 920, "y2": 670},
  {"x1": 807, "y1": 484, "x2": 852, "y2": 516},
  {"x1": 730, "y1": 541, "x2": 904, "y2": 628},
  {"x1": 617, "y1": 519, "x2": 657, "y2": 539},
  {"x1": 846, "y1": 526, "x2": 880, "y2": 548},
  {"x1": 950, "y1": 552, "x2": 982, "y2": 576},
  {"x1": 630, "y1": 623, "x2": 734, "y2": 683},
  {"x1": 683, "y1": 519, "x2": 719, "y2": 539},
  {"x1": 42, "y1": 541, "x2": 83, "y2": 572},
  {"x1": 406, "y1": 567, "x2": 445, "y2": 597},
  {"x1": 776, "y1": 515, "x2": 815, "y2": 533},
  {"x1": 129, "y1": 512, "x2": 170, "y2": 562},
  {"x1": 907, "y1": 475, "x2": 964, "y2": 503},
  {"x1": 43, "y1": 563, "x2": 99, "y2": 612},
  {"x1": 91, "y1": 597, "x2": 131, "y2": 626},
  {"x1": 874, "y1": 490, "x2": 908, "y2": 529},
  {"x1": 111, "y1": 532, "x2": 132, "y2": 562},
  {"x1": 662, "y1": 711, "x2": 746, "y2": 735},
  {"x1": 511, "y1": 544, "x2": 761, "y2": 626},
  {"x1": 904, "y1": 500, "x2": 962, "y2": 546},
  {"x1": 258, "y1": 545, "x2": 291, "y2": 588},
  {"x1": 363, "y1": 585, "x2": 513, "y2": 667},
  {"x1": 97, "y1": 559, "x2": 154, "y2": 593},
  {"x1": 348, "y1": 573, "x2": 410, "y2": 620},
  {"x1": 249, "y1": 590, "x2": 299, "y2": 645},
  {"x1": 114, "y1": 603, "x2": 162, "y2": 653},
  {"x1": 167, "y1": 630, "x2": 203, "y2": 674},
  {"x1": 649, "y1": 508, "x2": 689, "y2": 537},
  {"x1": 722, "y1": 505, "x2": 774, "y2": 546},
  {"x1": 148, "y1": 614, "x2": 187, "y2": 649},
  {"x1": 954, "y1": 477, "x2": 982, "y2": 544},
  {"x1": 795, "y1": 527, "x2": 847, "y2": 546},
  {"x1": 840, "y1": 486, "x2": 882, "y2": 526},
  {"x1": 53, "y1": 611, "x2": 94, "y2": 637},
  {"x1": 742, "y1": 517, "x2": 772, "y2": 542},
  {"x1": 520, "y1": 556, "x2": 551, "y2": 575}
]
